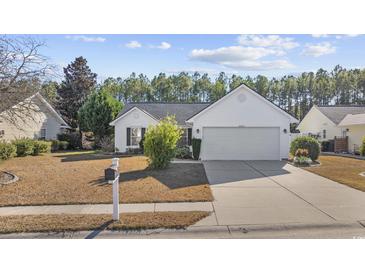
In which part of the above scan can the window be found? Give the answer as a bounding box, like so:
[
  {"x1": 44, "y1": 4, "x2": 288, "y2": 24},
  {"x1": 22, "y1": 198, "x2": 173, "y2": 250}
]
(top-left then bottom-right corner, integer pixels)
[
  {"x1": 322, "y1": 129, "x2": 326, "y2": 139},
  {"x1": 178, "y1": 128, "x2": 192, "y2": 146},
  {"x1": 40, "y1": 128, "x2": 46, "y2": 140},
  {"x1": 130, "y1": 128, "x2": 142, "y2": 146}
]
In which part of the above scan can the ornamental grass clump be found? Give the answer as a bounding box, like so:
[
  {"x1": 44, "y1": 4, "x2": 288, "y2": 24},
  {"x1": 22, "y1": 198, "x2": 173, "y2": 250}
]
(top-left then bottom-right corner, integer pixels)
[
  {"x1": 143, "y1": 116, "x2": 183, "y2": 169},
  {"x1": 293, "y1": 148, "x2": 312, "y2": 166}
]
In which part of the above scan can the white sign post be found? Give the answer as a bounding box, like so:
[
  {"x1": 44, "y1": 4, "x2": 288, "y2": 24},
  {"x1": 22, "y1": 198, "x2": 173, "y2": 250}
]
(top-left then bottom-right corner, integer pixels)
[
  {"x1": 106, "y1": 158, "x2": 120, "y2": 221},
  {"x1": 112, "y1": 176, "x2": 119, "y2": 221}
]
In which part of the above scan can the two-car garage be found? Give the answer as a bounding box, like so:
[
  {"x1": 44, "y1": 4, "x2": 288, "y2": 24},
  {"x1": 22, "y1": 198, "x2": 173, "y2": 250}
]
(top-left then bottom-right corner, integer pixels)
[{"x1": 200, "y1": 127, "x2": 280, "y2": 160}]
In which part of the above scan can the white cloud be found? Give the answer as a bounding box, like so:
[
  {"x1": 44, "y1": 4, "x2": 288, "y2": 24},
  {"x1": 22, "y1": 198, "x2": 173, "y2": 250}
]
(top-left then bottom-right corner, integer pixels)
[
  {"x1": 125, "y1": 40, "x2": 142, "y2": 48},
  {"x1": 311, "y1": 34, "x2": 329, "y2": 38},
  {"x1": 238, "y1": 35, "x2": 299, "y2": 50},
  {"x1": 150, "y1": 41, "x2": 172, "y2": 50},
  {"x1": 190, "y1": 46, "x2": 293, "y2": 70},
  {"x1": 312, "y1": 34, "x2": 361, "y2": 39},
  {"x1": 65, "y1": 35, "x2": 106, "y2": 43},
  {"x1": 302, "y1": 42, "x2": 336, "y2": 57},
  {"x1": 165, "y1": 67, "x2": 219, "y2": 74}
]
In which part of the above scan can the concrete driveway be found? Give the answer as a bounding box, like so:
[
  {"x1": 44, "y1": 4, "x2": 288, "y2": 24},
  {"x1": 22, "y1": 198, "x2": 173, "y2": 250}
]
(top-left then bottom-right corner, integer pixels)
[{"x1": 201, "y1": 160, "x2": 365, "y2": 226}]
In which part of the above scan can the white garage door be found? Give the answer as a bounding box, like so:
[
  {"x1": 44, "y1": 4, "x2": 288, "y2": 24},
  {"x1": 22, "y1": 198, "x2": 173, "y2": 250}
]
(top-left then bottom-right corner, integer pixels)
[{"x1": 201, "y1": 127, "x2": 280, "y2": 160}]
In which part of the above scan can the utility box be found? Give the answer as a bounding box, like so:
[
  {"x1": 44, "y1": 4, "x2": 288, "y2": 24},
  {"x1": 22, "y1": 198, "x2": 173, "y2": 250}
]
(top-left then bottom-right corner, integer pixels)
[{"x1": 105, "y1": 166, "x2": 119, "y2": 181}]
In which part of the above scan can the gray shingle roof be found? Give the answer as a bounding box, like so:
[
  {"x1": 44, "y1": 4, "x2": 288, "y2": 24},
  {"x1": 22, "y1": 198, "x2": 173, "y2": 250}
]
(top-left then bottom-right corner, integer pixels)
[
  {"x1": 115, "y1": 103, "x2": 211, "y2": 125},
  {"x1": 317, "y1": 105, "x2": 365, "y2": 125}
]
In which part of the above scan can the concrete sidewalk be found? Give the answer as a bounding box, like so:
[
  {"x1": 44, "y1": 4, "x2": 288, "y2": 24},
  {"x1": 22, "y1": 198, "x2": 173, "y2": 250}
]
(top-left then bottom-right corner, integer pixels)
[{"x1": 0, "y1": 202, "x2": 213, "y2": 216}]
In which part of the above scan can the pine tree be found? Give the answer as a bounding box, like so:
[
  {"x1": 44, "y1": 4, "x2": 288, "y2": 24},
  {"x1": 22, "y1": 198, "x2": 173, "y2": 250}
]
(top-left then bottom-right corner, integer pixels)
[{"x1": 57, "y1": 57, "x2": 97, "y2": 129}]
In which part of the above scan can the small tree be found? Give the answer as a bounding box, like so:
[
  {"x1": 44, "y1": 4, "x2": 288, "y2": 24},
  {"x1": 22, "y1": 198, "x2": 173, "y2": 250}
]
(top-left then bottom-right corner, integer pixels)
[
  {"x1": 78, "y1": 90, "x2": 122, "y2": 144},
  {"x1": 143, "y1": 116, "x2": 183, "y2": 169}
]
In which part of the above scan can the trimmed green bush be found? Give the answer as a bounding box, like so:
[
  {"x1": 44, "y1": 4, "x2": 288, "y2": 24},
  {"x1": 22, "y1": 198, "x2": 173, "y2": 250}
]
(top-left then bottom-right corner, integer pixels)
[
  {"x1": 12, "y1": 138, "x2": 35, "y2": 157},
  {"x1": 51, "y1": 140, "x2": 60, "y2": 152},
  {"x1": 144, "y1": 116, "x2": 183, "y2": 169},
  {"x1": 32, "y1": 141, "x2": 51, "y2": 155},
  {"x1": 57, "y1": 132, "x2": 81, "y2": 150},
  {"x1": 59, "y1": 141, "x2": 69, "y2": 150},
  {"x1": 0, "y1": 141, "x2": 17, "y2": 160},
  {"x1": 290, "y1": 136, "x2": 320, "y2": 161},
  {"x1": 175, "y1": 146, "x2": 192, "y2": 159},
  {"x1": 360, "y1": 137, "x2": 365, "y2": 156},
  {"x1": 51, "y1": 140, "x2": 69, "y2": 151},
  {"x1": 192, "y1": 138, "x2": 201, "y2": 160}
]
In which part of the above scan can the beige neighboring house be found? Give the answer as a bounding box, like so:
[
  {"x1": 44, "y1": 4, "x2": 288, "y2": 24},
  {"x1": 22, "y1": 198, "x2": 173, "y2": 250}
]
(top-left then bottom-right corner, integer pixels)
[
  {"x1": 297, "y1": 105, "x2": 365, "y2": 153},
  {"x1": 0, "y1": 92, "x2": 70, "y2": 142}
]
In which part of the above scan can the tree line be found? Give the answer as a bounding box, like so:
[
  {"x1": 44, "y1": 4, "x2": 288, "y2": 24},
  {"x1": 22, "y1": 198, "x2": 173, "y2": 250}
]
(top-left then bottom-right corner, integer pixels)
[
  {"x1": 40, "y1": 58, "x2": 365, "y2": 127},
  {"x1": 85, "y1": 65, "x2": 365, "y2": 121}
]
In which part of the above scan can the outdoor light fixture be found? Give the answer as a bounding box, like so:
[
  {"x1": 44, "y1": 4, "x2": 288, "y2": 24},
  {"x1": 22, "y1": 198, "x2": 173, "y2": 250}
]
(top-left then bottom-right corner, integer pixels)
[
  {"x1": 196, "y1": 128, "x2": 200, "y2": 134},
  {"x1": 283, "y1": 129, "x2": 287, "y2": 134}
]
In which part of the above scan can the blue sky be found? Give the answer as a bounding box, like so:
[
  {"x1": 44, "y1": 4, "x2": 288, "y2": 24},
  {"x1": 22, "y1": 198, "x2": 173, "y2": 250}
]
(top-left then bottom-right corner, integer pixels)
[{"x1": 24, "y1": 34, "x2": 365, "y2": 82}]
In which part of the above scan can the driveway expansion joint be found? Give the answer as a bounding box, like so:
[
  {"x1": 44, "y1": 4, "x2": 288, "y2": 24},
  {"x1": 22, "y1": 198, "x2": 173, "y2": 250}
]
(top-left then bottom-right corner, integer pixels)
[{"x1": 243, "y1": 161, "x2": 338, "y2": 221}]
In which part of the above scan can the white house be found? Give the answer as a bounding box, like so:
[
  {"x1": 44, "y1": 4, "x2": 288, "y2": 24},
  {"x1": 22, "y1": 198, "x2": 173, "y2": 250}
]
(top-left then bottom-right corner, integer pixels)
[
  {"x1": 297, "y1": 105, "x2": 365, "y2": 152},
  {"x1": 110, "y1": 84, "x2": 298, "y2": 160},
  {"x1": 0, "y1": 92, "x2": 70, "y2": 141}
]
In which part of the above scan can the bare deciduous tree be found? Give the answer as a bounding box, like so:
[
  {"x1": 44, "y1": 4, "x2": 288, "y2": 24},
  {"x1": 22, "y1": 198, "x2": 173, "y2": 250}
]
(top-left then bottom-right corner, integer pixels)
[{"x1": 0, "y1": 36, "x2": 54, "y2": 125}]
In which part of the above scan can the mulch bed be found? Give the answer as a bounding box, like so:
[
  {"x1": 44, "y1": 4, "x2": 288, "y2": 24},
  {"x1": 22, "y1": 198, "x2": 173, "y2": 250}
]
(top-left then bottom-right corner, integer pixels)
[
  {"x1": 0, "y1": 211, "x2": 210, "y2": 234},
  {"x1": 0, "y1": 152, "x2": 213, "y2": 206},
  {"x1": 0, "y1": 172, "x2": 13, "y2": 184}
]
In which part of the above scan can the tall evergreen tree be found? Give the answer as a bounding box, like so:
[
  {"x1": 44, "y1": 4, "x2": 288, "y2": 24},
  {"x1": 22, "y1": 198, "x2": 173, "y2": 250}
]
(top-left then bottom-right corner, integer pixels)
[{"x1": 57, "y1": 57, "x2": 97, "y2": 128}]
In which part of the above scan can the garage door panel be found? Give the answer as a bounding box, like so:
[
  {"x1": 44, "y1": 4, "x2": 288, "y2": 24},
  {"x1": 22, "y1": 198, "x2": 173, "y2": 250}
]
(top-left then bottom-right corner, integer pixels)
[{"x1": 201, "y1": 127, "x2": 280, "y2": 160}]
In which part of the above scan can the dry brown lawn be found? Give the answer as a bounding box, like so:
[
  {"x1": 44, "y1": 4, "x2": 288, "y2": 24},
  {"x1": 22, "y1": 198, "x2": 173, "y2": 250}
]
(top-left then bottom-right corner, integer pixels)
[
  {"x1": 0, "y1": 152, "x2": 213, "y2": 206},
  {"x1": 0, "y1": 211, "x2": 210, "y2": 234},
  {"x1": 304, "y1": 155, "x2": 365, "y2": 191}
]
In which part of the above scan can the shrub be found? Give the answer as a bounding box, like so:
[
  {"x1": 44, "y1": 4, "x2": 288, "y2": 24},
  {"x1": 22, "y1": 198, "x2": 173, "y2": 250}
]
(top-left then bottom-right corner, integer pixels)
[
  {"x1": 192, "y1": 138, "x2": 201, "y2": 160},
  {"x1": 51, "y1": 140, "x2": 60, "y2": 152},
  {"x1": 32, "y1": 140, "x2": 51, "y2": 155},
  {"x1": 139, "y1": 136, "x2": 145, "y2": 153},
  {"x1": 360, "y1": 137, "x2": 365, "y2": 156},
  {"x1": 175, "y1": 146, "x2": 192, "y2": 159},
  {"x1": 290, "y1": 136, "x2": 320, "y2": 161},
  {"x1": 143, "y1": 116, "x2": 183, "y2": 169},
  {"x1": 99, "y1": 136, "x2": 114, "y2": 152},
  {"x1": 295, "y1": 148, "x2": 309, "y2": 158},
  {"x1": 51, "y1": 140, "x2": 70, "y2": 151},
  {"x1": 59, "y1": 141, "x2": 69, "y2": 150},
  {"x1": 12, "y1": 138, "x2": 35, "y2": 157},
  {"x1": 57, "y1": 132, "x2": 81, "y2": 150},
  {"x1": 321, "y1": 140, "x2": 330, "y2": 152},
  {"x1": 0, "y1": 141, "x2": 17, "y2": 160},
  {"x1": 293, "y1": 156, "x2": 312, "y2": 166}
]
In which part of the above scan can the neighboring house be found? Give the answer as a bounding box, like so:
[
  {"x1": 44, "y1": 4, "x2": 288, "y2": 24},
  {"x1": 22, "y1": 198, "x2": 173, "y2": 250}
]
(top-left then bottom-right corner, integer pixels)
[
  {"x1": 110, "y1": 84, "x2": 298, "y2": 160},
  {"x1": 0, "y1": 92, "x2": 70, "y2": 141},
  {"x1": 297, "y1": 105, "x2": 365, "y2": 153},
  {"x1": 338, "y1": 113, "x2": 365, "y2": 152}
]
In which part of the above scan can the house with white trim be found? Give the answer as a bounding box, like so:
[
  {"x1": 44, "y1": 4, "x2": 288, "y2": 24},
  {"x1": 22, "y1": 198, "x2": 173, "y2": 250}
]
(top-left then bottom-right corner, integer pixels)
[
  {"x1": 297, "y1": 105, "x2": 365, "y2": 153},
  {"x1": 110, "y1": 84, "x2": 298, "y2": 160},
  {"x1": 0, "y1": 92, "x2": 70, "y2": 141}
]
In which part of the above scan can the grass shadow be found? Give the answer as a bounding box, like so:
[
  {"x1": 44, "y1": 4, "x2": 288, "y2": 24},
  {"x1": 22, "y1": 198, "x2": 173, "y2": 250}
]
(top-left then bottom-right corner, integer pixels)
[
  {"x1": 118, "y1": 163, "x2": 209, "y2": 189},
  {"x1": 85, "y1": 219, "x2": 114, "y2": 239},
  {"x1": 55, "y1": 152, "x2": 132, "y2": 163}
]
